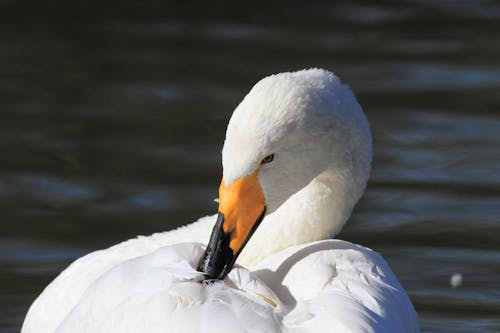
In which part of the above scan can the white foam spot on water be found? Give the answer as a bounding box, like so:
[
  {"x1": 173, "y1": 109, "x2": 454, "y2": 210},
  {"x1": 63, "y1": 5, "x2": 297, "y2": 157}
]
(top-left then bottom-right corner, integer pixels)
[{"x1": 450, "y1": 273, "x2": 463, "y2": 288}]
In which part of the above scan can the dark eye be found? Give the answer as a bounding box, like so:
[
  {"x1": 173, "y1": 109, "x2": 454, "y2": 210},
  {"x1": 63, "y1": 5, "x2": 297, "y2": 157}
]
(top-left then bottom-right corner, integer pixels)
[{"x1": 260, "y1": 154, "x2": 275, "y2": 165}]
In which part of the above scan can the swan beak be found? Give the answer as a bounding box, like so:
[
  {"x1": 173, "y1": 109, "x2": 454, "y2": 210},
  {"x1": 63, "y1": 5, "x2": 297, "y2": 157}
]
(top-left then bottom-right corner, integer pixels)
[{"x1": 198, "y1": 169, "x2": 266, "y2": 280}]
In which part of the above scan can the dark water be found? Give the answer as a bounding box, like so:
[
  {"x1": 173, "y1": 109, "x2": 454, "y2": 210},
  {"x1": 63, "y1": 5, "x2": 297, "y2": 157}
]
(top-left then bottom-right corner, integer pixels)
[{"x1": 1, "y1": 1, "x2": 500, "y2": 332}]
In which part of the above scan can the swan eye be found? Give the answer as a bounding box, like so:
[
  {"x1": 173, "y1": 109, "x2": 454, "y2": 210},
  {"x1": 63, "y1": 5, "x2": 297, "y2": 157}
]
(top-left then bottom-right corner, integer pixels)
[{"x1": 260, "y1": 154, "x2": 275, "y2": 165}]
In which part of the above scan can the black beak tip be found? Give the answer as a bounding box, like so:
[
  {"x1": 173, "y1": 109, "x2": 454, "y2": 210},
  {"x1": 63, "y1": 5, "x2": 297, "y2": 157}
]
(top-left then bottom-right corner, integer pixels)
[
  {"x1": 197, "y1": 207, "x2": 266, "y2": 281},
  {"x1": 197, "y1": 213, "x2": 235, "y2": 280}
]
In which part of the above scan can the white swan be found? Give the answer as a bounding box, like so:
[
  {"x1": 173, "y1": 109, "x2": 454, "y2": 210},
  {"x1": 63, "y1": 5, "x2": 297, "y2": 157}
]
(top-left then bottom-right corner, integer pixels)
[{"x1": 22, "y1": 69, "x2": 419, "y2": 333}]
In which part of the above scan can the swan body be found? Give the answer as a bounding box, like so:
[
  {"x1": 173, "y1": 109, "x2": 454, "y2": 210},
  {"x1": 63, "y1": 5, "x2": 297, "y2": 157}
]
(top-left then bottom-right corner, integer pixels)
[{"x1": 22, "y1": 69, "x2": 419, "y2": 332}]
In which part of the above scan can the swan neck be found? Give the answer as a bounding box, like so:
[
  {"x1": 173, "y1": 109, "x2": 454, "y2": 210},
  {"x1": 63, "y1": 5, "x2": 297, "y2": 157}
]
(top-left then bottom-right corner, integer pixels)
[{"x1": 238, "y1": 163, "x2": 367, "y2": 268}]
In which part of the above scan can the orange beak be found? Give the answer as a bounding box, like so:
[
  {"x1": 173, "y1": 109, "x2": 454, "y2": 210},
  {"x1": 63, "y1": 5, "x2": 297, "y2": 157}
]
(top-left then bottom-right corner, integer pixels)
[{"x1": 198, "y1": 169, "x2": 266, "y2": 280}]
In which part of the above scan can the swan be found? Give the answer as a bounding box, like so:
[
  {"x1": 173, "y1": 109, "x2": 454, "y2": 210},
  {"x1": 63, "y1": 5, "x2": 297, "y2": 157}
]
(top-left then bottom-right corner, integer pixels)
[{"x1": 22, "y1": 68, "x2": 419, "y2": 332}]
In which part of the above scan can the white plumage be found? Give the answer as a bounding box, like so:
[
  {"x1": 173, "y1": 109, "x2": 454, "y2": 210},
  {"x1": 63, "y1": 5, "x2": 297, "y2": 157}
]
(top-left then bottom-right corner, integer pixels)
[{"x1": 22, "y1": 69, "x2": 419, "y2": 333}]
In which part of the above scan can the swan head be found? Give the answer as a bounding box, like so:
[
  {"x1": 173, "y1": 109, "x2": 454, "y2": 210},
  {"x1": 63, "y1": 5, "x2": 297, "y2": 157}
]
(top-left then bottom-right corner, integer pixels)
[{"x1": 198, "y1": 68, "x2": 372, "y2": 280}]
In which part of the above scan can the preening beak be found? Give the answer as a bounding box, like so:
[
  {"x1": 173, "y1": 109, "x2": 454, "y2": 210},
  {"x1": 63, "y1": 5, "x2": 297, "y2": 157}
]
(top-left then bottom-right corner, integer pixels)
[{"x1": 197, "y1": 169, "x2": 266, "y2": 280}]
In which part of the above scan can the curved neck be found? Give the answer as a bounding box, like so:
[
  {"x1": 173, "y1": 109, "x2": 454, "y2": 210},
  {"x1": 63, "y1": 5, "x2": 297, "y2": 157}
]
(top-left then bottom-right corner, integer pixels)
[{"x1": 237, "y1": 163, "x2": 368, "y2": 268}]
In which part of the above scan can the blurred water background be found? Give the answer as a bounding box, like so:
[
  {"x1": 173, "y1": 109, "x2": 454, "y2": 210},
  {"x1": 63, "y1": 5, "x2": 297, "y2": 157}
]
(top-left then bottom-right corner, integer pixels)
[{"x1": 1, "y1": 1, "x2": 500, "y2": 332}]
